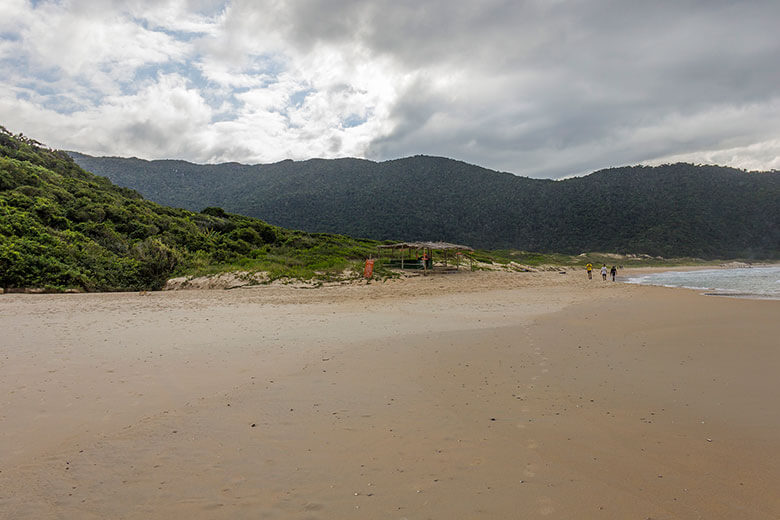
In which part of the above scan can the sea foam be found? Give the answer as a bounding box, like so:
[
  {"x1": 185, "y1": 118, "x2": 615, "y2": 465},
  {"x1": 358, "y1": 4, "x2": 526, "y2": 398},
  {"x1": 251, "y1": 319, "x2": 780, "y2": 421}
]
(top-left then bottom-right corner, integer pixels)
[{"x1": 625, "y1": 266, "x2": 780, "y2": 299}]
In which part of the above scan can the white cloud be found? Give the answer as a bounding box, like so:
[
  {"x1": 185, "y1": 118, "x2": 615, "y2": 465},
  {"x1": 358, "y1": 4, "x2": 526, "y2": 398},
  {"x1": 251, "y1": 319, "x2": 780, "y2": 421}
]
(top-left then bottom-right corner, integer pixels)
[
  {"x1": 646, "y1": 139, "x2": 780, "y2": 172},
  {"x1": 13, "y1": 2, "x2": 187, "y2": 86},
  {"x1": 0, "y1": 73, "x2": 211, "y2": 157}
]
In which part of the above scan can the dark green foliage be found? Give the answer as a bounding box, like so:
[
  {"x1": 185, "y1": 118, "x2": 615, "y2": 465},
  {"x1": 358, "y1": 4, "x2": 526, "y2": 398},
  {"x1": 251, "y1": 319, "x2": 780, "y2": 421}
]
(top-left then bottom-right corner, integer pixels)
[
  {"x1": 72, "y1": 152, "x2": 780, "y2": 259},
  {"x1": 0, "y1": 127, "x2": 380, "y2": 291},
  {"x1": 201, "y1": 206, "x2": 228, "y2": 217}
]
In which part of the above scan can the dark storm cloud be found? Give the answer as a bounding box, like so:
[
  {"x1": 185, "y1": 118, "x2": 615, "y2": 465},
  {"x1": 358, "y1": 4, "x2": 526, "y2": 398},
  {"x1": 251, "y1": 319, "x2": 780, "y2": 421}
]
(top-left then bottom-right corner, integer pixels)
[{"x1": 266, "y1": 0, "x2": 780, "y2": 176}]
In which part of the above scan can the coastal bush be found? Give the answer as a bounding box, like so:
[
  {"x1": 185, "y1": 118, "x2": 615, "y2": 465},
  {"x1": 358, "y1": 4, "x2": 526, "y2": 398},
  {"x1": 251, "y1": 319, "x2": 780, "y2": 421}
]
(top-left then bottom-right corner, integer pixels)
[{"x1": 0, "y1": 126, "x2": 382, "y2": 291}]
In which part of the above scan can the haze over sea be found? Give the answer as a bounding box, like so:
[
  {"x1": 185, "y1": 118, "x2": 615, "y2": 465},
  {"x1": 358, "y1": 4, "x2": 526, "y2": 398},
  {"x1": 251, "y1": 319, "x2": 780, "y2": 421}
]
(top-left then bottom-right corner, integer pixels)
[{"x1": 626, "y1": 266, "x2": 780, "y2": 299}]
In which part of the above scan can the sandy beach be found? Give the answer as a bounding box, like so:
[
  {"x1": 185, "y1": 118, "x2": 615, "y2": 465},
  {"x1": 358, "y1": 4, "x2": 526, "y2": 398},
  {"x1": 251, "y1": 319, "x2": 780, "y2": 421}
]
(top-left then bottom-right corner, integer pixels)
[{"x1": 1, "y1": 270, "x2": 778, "y2": 519}]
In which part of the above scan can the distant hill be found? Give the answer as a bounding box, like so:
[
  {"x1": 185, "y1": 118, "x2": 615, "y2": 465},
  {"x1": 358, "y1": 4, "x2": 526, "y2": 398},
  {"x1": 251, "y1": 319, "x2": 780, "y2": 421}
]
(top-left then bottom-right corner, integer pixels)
[
  {"x1": 69, "y1": 153, "x2": 780, "y2": 259},
  {"x1": 0, "y1": 127, "x2": 379, "y2": 291}
]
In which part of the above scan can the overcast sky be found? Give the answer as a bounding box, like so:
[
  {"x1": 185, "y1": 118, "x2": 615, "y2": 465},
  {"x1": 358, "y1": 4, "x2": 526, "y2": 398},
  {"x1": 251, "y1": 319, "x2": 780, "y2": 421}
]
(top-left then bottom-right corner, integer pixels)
[{"x1": 2, "y1": 0, "x2": 779, "y2": 178}]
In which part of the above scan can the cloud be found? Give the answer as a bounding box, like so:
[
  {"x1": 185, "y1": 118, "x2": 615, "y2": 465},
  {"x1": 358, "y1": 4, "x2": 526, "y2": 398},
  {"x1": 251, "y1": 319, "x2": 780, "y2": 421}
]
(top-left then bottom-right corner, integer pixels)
[{"x1": 1, "y1": 0, "x2": 779, "y2": 177}]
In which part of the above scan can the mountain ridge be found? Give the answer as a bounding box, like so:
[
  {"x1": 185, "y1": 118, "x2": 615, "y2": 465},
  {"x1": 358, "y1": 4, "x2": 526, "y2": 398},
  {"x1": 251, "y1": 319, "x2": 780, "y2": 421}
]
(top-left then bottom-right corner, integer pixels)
[{"x1": 69, "y1": 152, "x2": 780, "y2": 259}]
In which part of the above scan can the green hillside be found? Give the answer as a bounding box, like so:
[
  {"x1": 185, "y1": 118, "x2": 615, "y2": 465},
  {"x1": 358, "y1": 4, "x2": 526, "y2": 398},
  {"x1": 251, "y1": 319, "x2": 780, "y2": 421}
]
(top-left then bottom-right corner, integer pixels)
[
  {"x1": 0, "y1": 127, "x2": 380, "y2": 291},
  {"x1": 71, "y1": 153, "x2": 780, "y2": 259}
]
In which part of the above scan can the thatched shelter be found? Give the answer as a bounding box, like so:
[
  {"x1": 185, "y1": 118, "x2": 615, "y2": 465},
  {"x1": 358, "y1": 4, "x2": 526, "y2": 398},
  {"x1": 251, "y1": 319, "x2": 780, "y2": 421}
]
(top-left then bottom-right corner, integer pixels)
[{"x1": 376, "y1": 241, "x2": 474, "y2": 272}]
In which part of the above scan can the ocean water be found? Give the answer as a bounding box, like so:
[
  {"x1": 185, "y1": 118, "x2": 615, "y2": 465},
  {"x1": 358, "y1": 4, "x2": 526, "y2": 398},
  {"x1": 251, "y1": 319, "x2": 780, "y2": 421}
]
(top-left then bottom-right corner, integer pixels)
[{"x1": 625, "y1": 266, "x2": 780, "y2": 299}]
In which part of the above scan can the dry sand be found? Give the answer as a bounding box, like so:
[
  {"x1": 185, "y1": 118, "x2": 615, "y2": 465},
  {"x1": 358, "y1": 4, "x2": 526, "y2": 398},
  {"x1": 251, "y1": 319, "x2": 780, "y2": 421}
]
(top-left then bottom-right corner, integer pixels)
[{"x1": 1, "y1": 270, "x2": 778, "y2": 519}]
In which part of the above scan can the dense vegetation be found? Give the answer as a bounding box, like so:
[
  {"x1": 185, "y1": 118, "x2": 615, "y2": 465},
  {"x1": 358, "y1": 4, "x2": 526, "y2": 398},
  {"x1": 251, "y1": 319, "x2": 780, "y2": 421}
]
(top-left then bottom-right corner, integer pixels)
[
  {"x1": 0, "y1": 128, "x2": 381, "y2": 291},
  {"x1": 71, "y1": 153, "x2": 780, "y2": 259}
]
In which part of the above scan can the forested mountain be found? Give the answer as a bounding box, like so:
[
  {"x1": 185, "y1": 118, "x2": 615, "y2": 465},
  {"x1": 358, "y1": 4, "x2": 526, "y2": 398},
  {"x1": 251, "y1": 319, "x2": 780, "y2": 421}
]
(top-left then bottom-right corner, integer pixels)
[
  {"x1": 0, "y1": 127, "x2": 379, "y2": 291},
  {"x1": 71, "y1": 152, "x2": 779, "y2": 259}
]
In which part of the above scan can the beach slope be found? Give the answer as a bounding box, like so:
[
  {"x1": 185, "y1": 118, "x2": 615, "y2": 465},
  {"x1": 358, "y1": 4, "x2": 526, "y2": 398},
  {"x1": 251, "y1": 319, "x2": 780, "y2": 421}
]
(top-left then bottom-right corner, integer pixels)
[{"x1": 1, "y1": 272, "x2": 778, "y2": 519}]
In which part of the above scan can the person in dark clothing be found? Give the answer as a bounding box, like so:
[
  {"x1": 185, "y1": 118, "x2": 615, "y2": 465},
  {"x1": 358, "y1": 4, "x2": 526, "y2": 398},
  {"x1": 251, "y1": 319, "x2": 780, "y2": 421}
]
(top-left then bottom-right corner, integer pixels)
[{"x1": 610, "y1": 265, "x2": 617, "y2": 281}]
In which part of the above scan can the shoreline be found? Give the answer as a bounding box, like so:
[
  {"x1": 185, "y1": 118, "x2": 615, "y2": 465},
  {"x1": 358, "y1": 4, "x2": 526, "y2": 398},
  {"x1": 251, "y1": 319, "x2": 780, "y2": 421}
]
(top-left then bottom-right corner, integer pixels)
[
  {"x1": 1, "y1": 271, "x2": 778, "y2": 519},
  {"x1": 622, "y1": 264, "x2": 780, "y2": 300}
]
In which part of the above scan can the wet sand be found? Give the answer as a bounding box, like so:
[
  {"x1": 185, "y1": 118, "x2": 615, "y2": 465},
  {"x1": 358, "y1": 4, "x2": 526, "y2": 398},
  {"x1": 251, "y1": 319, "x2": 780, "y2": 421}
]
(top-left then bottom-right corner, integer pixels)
[{"x1": 1, "y1": 271, "x2": 778, "y2": 519}]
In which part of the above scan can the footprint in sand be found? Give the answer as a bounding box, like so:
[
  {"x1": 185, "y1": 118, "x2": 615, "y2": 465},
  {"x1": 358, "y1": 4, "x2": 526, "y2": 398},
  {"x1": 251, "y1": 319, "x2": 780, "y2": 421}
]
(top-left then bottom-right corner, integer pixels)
[{"x1": 538, "y1": 496, "x2": 556, "y2": 515}]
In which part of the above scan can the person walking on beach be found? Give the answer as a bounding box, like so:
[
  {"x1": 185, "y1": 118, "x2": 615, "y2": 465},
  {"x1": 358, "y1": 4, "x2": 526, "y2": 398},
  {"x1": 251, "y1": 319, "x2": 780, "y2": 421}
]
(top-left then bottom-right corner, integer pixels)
[
  {"x1": 586, "y1": 263, "x2": 593, "y2": 279},
  {"x1": 601, "y1": 264, "x2": 608, "y2": 281},
  {"x1": 610, "y1": 265, "x2": 617, "y2": 281}
]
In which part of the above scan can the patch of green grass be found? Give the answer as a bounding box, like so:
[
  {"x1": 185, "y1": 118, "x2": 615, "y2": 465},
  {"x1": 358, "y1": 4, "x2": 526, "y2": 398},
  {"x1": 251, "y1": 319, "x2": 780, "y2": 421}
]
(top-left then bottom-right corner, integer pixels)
[{"x1": 173, "y1": 234, "x2": 383, "y2": 284}]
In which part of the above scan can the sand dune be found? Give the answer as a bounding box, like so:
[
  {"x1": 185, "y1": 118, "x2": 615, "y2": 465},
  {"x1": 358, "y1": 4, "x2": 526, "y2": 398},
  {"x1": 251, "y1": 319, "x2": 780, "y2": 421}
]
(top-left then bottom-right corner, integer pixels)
[{"x1": 1, "y1": 271, "x2": 778, "y2": 519}]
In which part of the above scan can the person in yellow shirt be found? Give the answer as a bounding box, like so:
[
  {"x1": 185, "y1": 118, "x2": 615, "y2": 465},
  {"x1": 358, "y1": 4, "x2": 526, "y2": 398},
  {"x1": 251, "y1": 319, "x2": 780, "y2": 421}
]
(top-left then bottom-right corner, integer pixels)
[{"x1": 585, "y1": 262, "x2": 593, "y2": 279}]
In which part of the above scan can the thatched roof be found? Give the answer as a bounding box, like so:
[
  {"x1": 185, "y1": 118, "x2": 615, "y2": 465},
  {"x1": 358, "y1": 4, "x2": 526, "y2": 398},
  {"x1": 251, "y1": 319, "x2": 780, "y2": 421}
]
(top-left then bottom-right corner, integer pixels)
[{"x1": 377, "y1": 241, "x2": 474, "y2": 251}]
